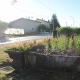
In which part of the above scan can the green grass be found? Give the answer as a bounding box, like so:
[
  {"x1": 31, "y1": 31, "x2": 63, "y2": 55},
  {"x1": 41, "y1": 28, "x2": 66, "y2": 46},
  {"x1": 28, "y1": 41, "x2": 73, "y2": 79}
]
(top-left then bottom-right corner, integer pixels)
[
  {"x1": 0, "y1": 73, "x2": 6, "y2": 80},
  {"x1": 0, "y1": 48, "x2": 11, "y2": 65},
  {"x1": 49, "y1": 36, "x2": 80, "y2": 51},
  {"x1": 0, "y1": 48, "x2": 11, "y2": 80}
]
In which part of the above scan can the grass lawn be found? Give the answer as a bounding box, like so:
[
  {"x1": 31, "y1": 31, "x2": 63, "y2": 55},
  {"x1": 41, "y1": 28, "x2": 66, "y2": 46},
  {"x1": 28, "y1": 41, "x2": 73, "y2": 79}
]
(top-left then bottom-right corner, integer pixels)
[
  {"x1": 0, "y1": 48, "x2": 11, "y2": 65},
  {"x1": 0, "y1": 73, "x2": 6, "y2": 80},
  {"x1": 0, "y1": 48, "x2": 11, "y2": 80}
]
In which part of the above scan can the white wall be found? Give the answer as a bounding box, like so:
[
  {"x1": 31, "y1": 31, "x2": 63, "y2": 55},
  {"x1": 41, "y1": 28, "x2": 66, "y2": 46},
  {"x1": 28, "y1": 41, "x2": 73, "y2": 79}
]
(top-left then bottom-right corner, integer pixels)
[
  {"x1": 5, "y1": 28, "x2": 24, "y2": 35},
  {"x1": 10, "y1": 18, "x2": 40, "y2": 34},
  {"x1": 36, "y1": 19, "x2": 50, "y2": 28}
]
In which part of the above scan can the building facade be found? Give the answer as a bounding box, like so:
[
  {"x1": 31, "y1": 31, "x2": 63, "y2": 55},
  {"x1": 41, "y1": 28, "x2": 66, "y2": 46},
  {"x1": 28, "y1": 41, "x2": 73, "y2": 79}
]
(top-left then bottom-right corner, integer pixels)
[
  {"x1": 9, "y1": 18, "x2": 41, "y2": 34},
  {"x1": 8, "y1": 18, "x2": 50, "y2": 35},
  {"x1": 36, "y1": 18, "x2": 50, "y2": 28}
]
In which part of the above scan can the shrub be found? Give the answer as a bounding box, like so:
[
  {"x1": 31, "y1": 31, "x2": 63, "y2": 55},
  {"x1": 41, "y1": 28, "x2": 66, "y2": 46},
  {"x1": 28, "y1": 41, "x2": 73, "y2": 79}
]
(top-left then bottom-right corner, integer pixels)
[
  {"x1": 3, "y1": 39, "x2": 46, "y2": 51},
  {"x1": 38, "y1": 24, "x2": 50, "y2": 32},
  {"x1": 56, "y1": 27, "x2": 80, "y2": 36},
  {"x1": 56, "y1": 27, "x2": 73, "y2": 36}
]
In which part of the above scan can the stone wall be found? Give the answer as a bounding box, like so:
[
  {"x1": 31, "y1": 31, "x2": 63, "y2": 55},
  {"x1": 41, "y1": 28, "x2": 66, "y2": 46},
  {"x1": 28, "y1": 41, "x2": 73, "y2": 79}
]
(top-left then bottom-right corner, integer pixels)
[{"x1": 24, "y1": 52, "x2": 80, "y2": 70}]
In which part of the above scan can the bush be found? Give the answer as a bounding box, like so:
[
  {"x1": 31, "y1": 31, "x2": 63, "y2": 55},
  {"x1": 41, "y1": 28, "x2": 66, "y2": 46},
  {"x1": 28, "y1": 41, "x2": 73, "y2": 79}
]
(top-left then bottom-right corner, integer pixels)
[
  {"x1": 72, "y1": 28, "x2": 80, "y2": 35},
  {"x1": 38, "y1": 24, "x2": 50, "y2": 32},
  {"x1": 56, "y1": 27, "x2": 80, "y2": 36}
]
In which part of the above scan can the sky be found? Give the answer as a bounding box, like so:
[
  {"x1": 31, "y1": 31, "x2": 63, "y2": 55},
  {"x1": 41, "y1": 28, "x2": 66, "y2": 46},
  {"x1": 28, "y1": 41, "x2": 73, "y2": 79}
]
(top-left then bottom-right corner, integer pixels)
[{"x1": 0, "y1": 0, "x2": 80, "y2": 27}]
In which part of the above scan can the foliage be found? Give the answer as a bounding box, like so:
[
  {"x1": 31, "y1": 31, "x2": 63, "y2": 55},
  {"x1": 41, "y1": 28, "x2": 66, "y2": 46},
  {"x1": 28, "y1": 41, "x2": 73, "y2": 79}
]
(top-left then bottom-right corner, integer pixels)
[
  {"x1": 43, "y1": 37, "x2": 67, "y2": 51},
  {"x1": 0, "y1": 21, "x2": 8, "y2": 32},
  {"x1": 38, "y1": 24, "x2": 50, "y2": 32},
  {"x1": 72, "y1": 28, "x2": 80, "y2": 35},
  {"x1": 43, "y1": 36, "x2": 80, "y2": 52},
  {"x1": 0, "y1": 21, "x2": 8, "y2": 27},
  {"x1": 50, "y1": 14, "x2": 61, "y2": 31},
  {"x1": 75, "y1": 36, "x2": 80, "y2": 51},
  {"x1": 3, "y1": 36, "x2": 80, "y2": 53},
  {"x1": 56, "y1": 27, "x2": 73, "y2": 36},
  {"x1": 4, "y1": 42, "x2": 33, "y2": 51},
  {"x1": 56, "y1": 27, "x2": 80, "y2": 36},
  {"x1": 3, "y1": 39, "x2": 45, "y2": 51},
  {"x1": 0, "y1": 73, "x2": 6, "y2": 80},
  {"x1": 0, "y1": 47, "x2": 11, "y2": 65}
]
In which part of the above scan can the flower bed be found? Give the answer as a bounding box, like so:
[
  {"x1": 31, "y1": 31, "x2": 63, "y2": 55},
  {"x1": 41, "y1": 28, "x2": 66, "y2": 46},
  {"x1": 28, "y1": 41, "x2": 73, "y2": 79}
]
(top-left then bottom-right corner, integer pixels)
[
  {"x1": 4, "y1": 39, "x2": 45, "y2": 69},
  {"x1": 4, "y1": 35, "x2": 80, "y2": 70}
]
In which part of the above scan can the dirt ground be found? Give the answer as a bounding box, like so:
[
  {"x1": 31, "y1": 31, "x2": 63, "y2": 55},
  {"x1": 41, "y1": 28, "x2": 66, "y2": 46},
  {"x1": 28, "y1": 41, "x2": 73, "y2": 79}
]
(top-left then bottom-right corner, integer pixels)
[
  {"x1": 7, "y1": 68, "x2": 80, "y2": 80},
  {"x1": 0, "y1": 48, "x2": 80, "y2": 80}
]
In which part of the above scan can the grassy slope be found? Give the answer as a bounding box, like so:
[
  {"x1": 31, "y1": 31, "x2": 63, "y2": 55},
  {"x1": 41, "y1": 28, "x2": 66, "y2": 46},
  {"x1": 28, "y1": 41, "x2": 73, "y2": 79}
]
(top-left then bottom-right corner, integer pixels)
[
  {"x1": 0, "y1": 48, "x2": 11, "y2": 80},
  {"x1": 0, "y1": 48, "x2": 11, "y2": 65}
]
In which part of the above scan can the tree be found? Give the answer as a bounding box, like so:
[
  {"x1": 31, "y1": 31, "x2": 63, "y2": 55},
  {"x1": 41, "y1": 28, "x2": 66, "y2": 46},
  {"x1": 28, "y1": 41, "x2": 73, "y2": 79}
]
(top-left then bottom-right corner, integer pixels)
[
  {"x1": 38, "y1": 24, "x2": 50, "y2": 32},
  {"x1": 50, "y1": 14, "x2": 60, "y2": 30},
  {"x1": 50, "y1": 14, "x2": 61, "y2": 38},
  {"x1": 0, "y1": 21, "x2": 8, "y2": 32}
]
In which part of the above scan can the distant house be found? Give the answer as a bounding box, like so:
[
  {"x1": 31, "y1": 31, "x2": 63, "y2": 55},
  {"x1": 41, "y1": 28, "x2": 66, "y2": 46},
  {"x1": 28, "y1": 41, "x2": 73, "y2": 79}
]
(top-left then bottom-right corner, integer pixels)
[
  {"x1": 9, "y1": 18, "x2": 41, "y2": 34},
  {"x1": 8, "y1": 18, "x2": 50, "y2": 35},
  {"x1": 36, "y1": 18, "x2": 50, "y2": 28}
]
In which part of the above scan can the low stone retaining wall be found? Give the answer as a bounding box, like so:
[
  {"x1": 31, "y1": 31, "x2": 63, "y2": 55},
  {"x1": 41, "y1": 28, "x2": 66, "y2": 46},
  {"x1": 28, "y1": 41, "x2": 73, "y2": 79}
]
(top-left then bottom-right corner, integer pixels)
[{"x1": 24, "y1": 51, "x2": 80, "y2": 70}]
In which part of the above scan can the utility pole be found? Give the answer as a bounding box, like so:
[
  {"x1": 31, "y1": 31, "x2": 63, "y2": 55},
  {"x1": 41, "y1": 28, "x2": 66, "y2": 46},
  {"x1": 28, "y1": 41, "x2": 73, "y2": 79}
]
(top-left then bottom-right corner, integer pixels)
[
  {"x1": 70, "y1": 16, "x2": 75, "y2": 27},
  {"x1": 53, "y1": 18, "x2": 54, "y2": 31},
  {"x1": 52, "y1": 18, "x2": 54, "y2": 38},
  {"x1": 71, "y1": 24, "x2": 72, "y2": 27},
  {"x1": 52, "y1": 18, "x2": 57, "y2": 38},
  {"x1": 66, "y1": 22, "x2": 67, "y2": 26}
]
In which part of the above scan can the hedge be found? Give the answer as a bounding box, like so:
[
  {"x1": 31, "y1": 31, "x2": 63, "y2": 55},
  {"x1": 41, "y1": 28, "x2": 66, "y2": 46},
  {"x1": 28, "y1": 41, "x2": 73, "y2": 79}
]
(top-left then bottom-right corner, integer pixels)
[{"x1": 56, "y1": 27, "x2": 80, "y2": 36}]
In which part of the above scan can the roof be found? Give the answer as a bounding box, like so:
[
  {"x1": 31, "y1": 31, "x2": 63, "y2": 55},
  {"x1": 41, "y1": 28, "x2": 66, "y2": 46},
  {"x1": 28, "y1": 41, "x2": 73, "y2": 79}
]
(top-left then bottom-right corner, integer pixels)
[
  {"x1": 9, "y1": 18, "x2": 41, "y2": 24},
  {"x1": 36, "y1": 19, "x2": 50, "y2": 23}
]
